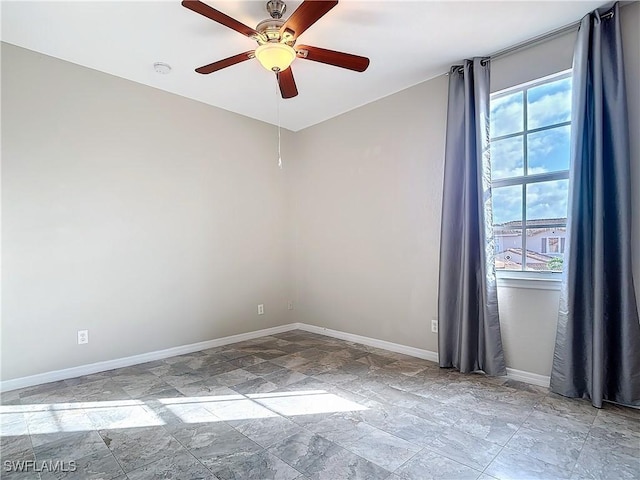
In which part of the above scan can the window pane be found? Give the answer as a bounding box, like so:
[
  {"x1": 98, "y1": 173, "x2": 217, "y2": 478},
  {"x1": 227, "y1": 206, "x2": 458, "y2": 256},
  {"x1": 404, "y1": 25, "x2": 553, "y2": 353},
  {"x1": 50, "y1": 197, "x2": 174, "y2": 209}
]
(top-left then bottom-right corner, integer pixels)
[
  {"x1": 527, "y1": 76, "x2": 572, "y2": 129},
  {"x1": 492, "y1": 185, "x2": 522, "y2": 226},
  {"x1": 526, "y1": 180, "x2": 569, "y2": 222},
  {"x1": 491, "y1": 91, "x2": 523, "y2": 137},
  {"x1": 494, "y1": 228, "x2": 523, "y2": 271},
  {"x1": 527, "y1": 125, "x2": 570, "y2": 174},
  {"x1": 491, "y1": 136, "x2": 524, "y2": 180},
  {"x1": 524, "y1": 227, "x2": 567, "y2": 272}
]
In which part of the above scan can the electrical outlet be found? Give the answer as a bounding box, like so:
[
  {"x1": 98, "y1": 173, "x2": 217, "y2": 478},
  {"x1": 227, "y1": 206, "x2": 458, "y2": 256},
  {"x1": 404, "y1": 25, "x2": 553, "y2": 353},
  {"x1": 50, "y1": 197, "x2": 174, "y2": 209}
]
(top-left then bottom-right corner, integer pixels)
[
  {"x1": 77, "y1": 329, "x2": 89, "y2": 344},
  {"x1": 431, "y1": 319, "x2": 438, "y2": 334},
  {"x1": 287, "y1": 301, "x2": 294, "y2": 310},
  {"x1": 258, "y1": 304, "x2": 264, "y2": 315}
]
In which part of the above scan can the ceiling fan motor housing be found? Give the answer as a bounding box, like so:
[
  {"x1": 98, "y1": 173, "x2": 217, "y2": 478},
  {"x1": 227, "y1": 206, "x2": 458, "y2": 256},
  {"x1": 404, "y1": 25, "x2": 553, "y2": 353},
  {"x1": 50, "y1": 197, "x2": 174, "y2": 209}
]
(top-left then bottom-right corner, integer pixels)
[
  {"x1": 256, "y1": 18, "x2": 285, "y2": 43},
  {"x1": 266, "y1": 0, "x2": 286, "y2": 19}
]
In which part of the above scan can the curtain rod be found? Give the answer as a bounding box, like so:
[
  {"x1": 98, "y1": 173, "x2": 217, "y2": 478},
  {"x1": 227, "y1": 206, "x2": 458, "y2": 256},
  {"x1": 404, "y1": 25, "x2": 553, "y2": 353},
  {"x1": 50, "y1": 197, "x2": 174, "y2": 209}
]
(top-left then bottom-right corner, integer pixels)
[
  {"x1": 447, "y1": 8, "x2": 615, "y2": 73},
  {"x1": 487, "y1": 9, "x2": 614, "y2": 63}
]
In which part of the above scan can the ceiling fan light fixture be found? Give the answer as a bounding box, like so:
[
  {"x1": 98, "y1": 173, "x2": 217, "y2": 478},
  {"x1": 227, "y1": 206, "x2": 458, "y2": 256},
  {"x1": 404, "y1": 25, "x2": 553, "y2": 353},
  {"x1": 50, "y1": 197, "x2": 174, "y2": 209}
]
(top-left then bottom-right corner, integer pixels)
[{"x1": 255, "y1": 43, "x2": 296, "y2": 72}]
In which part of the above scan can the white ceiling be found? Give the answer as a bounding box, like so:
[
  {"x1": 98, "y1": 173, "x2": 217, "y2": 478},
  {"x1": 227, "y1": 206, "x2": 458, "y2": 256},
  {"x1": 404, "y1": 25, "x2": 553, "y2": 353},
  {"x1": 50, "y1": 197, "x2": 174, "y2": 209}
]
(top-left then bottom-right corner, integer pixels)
[{"x1": 2, "y1": 0, "x2": 605, "y2": 131}]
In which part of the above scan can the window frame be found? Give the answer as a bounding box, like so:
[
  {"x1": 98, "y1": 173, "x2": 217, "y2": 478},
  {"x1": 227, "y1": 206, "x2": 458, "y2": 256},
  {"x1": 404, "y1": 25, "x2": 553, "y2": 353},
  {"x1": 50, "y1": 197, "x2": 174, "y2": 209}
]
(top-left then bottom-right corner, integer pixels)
[{"x1": 490, "y1": 69, "x2": 572, "y2": 284}]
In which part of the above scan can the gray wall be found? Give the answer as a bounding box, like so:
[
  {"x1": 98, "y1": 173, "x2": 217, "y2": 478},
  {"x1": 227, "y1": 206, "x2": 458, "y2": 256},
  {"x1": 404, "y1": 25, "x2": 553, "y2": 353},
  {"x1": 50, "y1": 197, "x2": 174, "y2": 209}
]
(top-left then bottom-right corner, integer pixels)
[
  {"x1": 289, "y1": 2, "x2": 640, "y2": 376},
  {"x1": 1, "y1": 44, "x2": 291, "y2": 380}
]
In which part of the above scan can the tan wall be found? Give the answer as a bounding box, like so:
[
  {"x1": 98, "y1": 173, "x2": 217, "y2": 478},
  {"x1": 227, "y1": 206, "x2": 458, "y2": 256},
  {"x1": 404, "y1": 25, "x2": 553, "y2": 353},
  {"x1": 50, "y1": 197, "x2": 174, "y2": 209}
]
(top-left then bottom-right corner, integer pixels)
[
  {"x1": 1, "y1": 44, "x2": 291, "y2": 380},
  {"x1": 289, "y1": 76, "x2": 449, "y2": 354}
]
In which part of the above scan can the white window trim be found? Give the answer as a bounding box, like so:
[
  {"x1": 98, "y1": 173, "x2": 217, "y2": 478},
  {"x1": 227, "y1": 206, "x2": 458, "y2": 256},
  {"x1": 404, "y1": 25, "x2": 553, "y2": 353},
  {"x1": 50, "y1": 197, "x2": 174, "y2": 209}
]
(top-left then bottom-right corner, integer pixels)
[
  {"x1": 492, "y1": 68, "x2": 572, "y2": 99},
  {"x1": 497, "y1": 271, "x2": 562, "y2": 290}
]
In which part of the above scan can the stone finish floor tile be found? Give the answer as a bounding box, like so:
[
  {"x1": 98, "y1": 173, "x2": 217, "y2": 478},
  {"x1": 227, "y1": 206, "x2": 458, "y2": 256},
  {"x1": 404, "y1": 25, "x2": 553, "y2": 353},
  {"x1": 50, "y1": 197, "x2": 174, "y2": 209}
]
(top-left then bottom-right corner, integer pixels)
[
  {"x1": 1, "y1": 412, "x2": 30, "y2": 436},
  {"x1": 1, "y1": 390, "x2": 22, "y2": 405},
  {"x1": 1, "y1": 434, "x2": 35, "y2": 460},
  {"x1": 571, "y1": 434, "x2": 640, "y2": 480},
  {"x1": 245, "y1": 361, "x2": 287, "y2": 376},
  {"x1": 485, "y1": 447, "x2": 572, "y2": 480},
  {"x1": 522, "y1": 409, "x2": 592, "y2": 436},
  {"x1": 268, "y1": 430, "x2": 340, "y2": 474},
  {"x1": 99, "y1": 425, "x2": 186, "y2": 472},
  {"x1": 26, "y1": 408, "x2": 95, "y2": 436},
  {"x1": 231, "y1": 377, "x2": 278, "y2": 395},
  {"x1": 3, "y1": 330, "x2": 636, "y2": 480},
  {"x1": 213, "y1": 450, "x2": 301, "y2": 480},
  {"x1": 419, "y1": 428, "x2": 503, "y2": 471},
  {"x1": 304, "y1": 447, "x2": 390, "y2": 480},
  {"x1": 229, "y1": 415, "x2": 304, "y2": 448},
  {"x1": 592, "y1": 409, "x2": 640, "y2": 434},
  {"x1": 533, "y1": 394, "x2": 598, "y2": 425},
  {"x1": 125, "y1": 449, "x2": 214, "y2": 480},
  {"x1": 167, "y1": 421, "x2": 262, "y2": 471},
  {"x1": 69, "y1": 379, "x2": 130, "y2": 403},
  {"x1": 505, "y1": 425, "x2": 586, "y2": 471},
  {"x1": 450, "y1": 407, "x2": 519, "y2": 446},
  {"x1": 395, "y1": 449, "x2": 482, "y2": 480},
  {"x1": 39, "y1": 449, "x2": 125, "y2": 480},
  {"x1": 1, "y1": 468, "x2": 42, "y2": 480},
  {"x1": 340, "y1": 426, "x2": 421, "y2": 471},
  {"x1": 32, "y1": 430, "x2": 110, "y2": 462}
]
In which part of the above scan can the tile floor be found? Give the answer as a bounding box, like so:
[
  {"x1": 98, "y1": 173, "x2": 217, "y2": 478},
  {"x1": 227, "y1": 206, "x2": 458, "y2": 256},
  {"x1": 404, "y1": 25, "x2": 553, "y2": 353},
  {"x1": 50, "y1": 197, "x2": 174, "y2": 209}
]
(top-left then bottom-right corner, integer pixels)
[{"x1": 1, "y1": 330, "x2": 639, "y2": 479}]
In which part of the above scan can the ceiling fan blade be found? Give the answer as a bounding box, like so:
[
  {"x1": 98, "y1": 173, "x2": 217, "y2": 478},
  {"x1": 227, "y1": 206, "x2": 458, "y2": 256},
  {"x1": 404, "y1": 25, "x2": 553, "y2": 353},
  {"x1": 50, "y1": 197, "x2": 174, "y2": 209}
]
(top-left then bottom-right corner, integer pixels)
[
  {"x1": 296, "y1": 45, "x2": 370, "y2": 72},
  {"x1": 277, "y1": 68, "x2": 298, "y2": 99},
  {"x1": 279, "y1": 1, "x2": 338, "y2": 40},
  {"x1": 195, "y1": 51, "x2": 254, "y2": 74},
  {"x1": 182, "y1": 0, "x2": 260, "y2": 39}
]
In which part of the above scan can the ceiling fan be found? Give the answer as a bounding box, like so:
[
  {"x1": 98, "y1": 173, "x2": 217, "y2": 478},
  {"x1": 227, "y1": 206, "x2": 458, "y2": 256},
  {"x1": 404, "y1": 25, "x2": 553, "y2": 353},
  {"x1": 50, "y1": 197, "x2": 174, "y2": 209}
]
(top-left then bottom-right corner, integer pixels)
[{"x1": 181, "y1": 0, "x2": 370, "y2": 99}]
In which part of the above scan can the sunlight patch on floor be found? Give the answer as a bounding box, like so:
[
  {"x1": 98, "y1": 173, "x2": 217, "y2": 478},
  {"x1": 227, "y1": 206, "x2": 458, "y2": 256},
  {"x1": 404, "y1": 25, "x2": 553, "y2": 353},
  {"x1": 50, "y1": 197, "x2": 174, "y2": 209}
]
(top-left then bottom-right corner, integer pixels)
[
  {"x1": 247, "y1": 390, "x2": 369, "y2": 416},
  {"x1": 0, "y1": 389, "x2": 368, "y2": 435}
]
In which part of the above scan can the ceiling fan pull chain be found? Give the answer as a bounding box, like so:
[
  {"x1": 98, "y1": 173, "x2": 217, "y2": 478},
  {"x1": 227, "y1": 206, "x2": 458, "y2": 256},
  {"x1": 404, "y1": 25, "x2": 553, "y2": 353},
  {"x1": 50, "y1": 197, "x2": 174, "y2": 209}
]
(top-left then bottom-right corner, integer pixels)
[{"x1": 276, "y1": 72, "x2": 283, "y2": 169}]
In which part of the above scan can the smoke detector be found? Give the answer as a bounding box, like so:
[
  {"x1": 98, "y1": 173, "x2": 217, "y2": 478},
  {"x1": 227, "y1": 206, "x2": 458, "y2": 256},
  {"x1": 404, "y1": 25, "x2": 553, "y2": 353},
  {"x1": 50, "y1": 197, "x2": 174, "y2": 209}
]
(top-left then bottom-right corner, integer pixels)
[{"x1": 153, "y1": 62, "x2": 172, "y2": 74}]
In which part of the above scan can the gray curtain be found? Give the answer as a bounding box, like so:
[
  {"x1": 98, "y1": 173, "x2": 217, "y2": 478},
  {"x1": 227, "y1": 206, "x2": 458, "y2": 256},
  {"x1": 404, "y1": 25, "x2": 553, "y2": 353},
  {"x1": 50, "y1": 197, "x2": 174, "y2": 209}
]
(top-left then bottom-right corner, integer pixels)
[
  {"x1": 438, "y1": 58, "x2": 506, "y2": 376},
  {"x1": 551, "y1": 3, "x2": 640, "y2": 408}
]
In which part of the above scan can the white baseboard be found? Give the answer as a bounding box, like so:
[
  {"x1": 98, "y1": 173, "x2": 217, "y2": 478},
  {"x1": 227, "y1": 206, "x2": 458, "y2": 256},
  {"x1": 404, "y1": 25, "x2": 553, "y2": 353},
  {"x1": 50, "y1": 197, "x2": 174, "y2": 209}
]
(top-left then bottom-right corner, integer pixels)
[
  {"x1": 1, "y1": 322, "x2": 550, "y2": 391},
  {"x1": 506, "y1": 368, "x2": 551, "y2": 388},
  {"x1": 296, "y1": 323, "x2": 439, "y2": 363},
  {"x1": 0, "y1": 324, "x2": 299, "y2": 392},
  {"x1": 296, "y1": 324, "x2": 550, "y2": 388}
]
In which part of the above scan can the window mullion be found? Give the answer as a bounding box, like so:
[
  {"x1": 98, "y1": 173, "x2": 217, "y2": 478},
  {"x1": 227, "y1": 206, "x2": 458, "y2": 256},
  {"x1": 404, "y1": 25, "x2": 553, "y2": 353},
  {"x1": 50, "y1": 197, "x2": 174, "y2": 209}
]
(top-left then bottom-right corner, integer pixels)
[
  {"x1": 522, "y1": 184, "x2": 527, "y2": 271},
  {"x1": 492, "y1": 171, "x2": 569, "y2": 188},
  {"x1": 521, "y1": 88, "x2": 529, "y2": 271},
  {"x1": 526, "y1": 121, "x2": 571, "y2": 136},
  {"x1": 518, "y1": 88, "x2": 527, "y2": 272},
  {"x1": 491, "y1": 121, "x2": 572, "y2": 143},
  {"x1": 523, "y1": 88, "x2": 529, "y2": 177}
]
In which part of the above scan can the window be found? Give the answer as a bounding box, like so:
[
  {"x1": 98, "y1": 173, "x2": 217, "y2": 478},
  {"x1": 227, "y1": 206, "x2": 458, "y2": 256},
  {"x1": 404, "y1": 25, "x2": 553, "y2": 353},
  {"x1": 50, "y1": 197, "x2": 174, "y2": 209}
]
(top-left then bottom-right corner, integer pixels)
[
  {"x1": 490, "y1": 71, "x2": 571, "y2": 274},
  {"x1": 542, "y1": 236, "x2": 566, "y2": 254}
]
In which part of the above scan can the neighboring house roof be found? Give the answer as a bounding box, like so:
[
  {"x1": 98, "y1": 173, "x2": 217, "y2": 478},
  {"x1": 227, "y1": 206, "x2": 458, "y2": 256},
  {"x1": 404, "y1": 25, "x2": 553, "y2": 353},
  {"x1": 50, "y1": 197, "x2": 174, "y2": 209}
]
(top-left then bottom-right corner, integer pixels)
[
  {"x1": 497, "y1": 218, "x2": 567, "y2": 228},
  {"x1": 495, "y1": 248, "x2": 556, "y2": 270},
  {"x1": 495, "y1": 258, "x2": 520, "y2": 269},
  {"x1": 499, "y1": 248, "x2": 554, "y2": 261},
  {"x1": 494, "y1": 218, "x2": 567, "y2": 235}
]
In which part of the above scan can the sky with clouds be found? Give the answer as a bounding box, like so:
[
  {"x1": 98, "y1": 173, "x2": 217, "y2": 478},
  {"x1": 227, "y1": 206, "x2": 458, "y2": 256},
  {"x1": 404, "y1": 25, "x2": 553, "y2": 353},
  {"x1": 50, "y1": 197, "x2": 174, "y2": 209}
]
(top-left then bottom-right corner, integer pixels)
[{"x1": 490, "y1": 76, "x2": 571, "y2": 225}]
